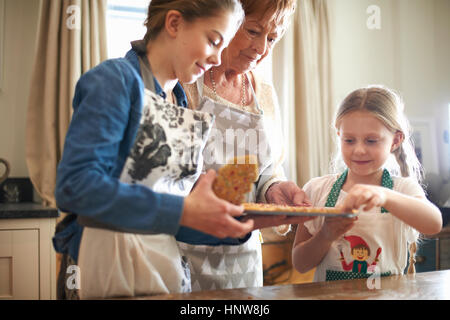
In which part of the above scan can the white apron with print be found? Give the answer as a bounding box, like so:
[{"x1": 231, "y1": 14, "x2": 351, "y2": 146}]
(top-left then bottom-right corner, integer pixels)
[
  {"x1": 78, "y1": 87, "x2": 214, "y2": 299},
  {"x1": 177, "y1": 76, "x2": 272, "y2": 291},
  {"x1": 313, "y1": 204, "x2": 415, "y2": 282},
  {"x1": 322, "y1": 210, "x2": 397, "y2": 282}
]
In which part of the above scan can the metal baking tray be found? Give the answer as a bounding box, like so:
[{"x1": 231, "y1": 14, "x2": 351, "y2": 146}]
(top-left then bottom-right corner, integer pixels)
[{"x1": 243, "y1": 209, "x2": 357, "y2": 218}]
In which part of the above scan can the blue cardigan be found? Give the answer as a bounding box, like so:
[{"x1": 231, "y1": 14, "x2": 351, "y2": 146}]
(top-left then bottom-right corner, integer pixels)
[
  {"x1": 53, "y1": 48, "x2": 187, "y2": 261},
  {"x1": 53, "y1": 47, "x2": 249, "y2": 263}
]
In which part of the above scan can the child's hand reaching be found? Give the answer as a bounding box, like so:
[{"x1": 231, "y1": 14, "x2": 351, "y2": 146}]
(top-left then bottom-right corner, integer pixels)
[
  {"x1": 318, "y1": 216, "x2": 357, "y2": 243},
  {"x1": 340, "y1": 184, "x2": 387, "y2": 212}
]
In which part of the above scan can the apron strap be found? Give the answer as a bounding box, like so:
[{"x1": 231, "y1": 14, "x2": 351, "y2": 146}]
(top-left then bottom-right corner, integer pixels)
[
  {"x1": 196, "y1": 74, "x2": 205, "y2": 98},
  {"x1": 324, "y1": 169, "x2": 348, "y2": 208},
  {"x1": 325, "y1": 168, "x2": 394, "y2": 213},
  {"x1": 244, "y1": 72, "x2": 264, "y2": 115}
]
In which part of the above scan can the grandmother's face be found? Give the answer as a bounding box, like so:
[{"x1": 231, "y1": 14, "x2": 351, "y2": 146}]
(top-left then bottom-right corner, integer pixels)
[{"x1": 221, "y1": 11, "x2": 285, "y2": 73}]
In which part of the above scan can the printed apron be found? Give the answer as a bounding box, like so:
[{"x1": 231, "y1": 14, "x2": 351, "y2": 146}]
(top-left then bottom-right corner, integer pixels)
[
  {"x1": 78, "y1": 50, "x2": 214, "y2": 299},
  {"x1": 323, "y1": 169, "x2": 394, "y2": 281},
  {"x1": 177, "y1": 75, "x2": 272, "y2": 291}
]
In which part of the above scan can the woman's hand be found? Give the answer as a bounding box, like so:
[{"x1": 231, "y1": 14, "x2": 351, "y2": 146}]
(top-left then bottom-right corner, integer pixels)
[
  {"x1": 244, "y1": 181, "x2": 314, "y2": 230},
  {"x1": 181, "y1": 170, "x2": 254, "y2": 239},
  {"x1": 340, "y1": 184, "x2": 387, "y2": 212},
  {"x1": 265, "y1": 181, "x2": 312, "y2": 206}
]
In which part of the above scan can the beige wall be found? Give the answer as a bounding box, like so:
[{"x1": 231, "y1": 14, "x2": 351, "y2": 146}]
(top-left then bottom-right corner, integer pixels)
[
  {"x1": 434, "y1": 0, "x2": 450, "y2": 179},
  {"x1": 0, "y1": 0, "x2": 41, "y2": 177},
  {"x1": 329, "y1": 0, "x2": 450, "y2": 179}
]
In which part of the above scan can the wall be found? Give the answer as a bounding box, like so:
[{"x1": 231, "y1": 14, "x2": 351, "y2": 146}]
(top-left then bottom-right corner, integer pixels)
[
  {"x1": 329, "y1": 0, "x2": 450, "y2": 179},
  {"x1": 434, "y1": 0, "x2": 450, "y2": 179},
  {"x1": 0, "y1": 0, "x2": 41, "y2": 177}
]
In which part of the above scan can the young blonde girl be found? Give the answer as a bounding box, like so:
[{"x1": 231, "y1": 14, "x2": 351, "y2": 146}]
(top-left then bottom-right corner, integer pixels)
[{"x1": 292, "y1": 85, "x2": 442, "y2": 282}]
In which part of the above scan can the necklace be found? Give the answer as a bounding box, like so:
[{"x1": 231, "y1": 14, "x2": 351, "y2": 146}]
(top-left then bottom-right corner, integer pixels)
[{"x1": 209, "y1": 69, "x2": 249, "y2": 111}]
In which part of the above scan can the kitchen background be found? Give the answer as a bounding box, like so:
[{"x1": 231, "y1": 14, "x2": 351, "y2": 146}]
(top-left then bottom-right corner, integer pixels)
[{"x1": 0, "y1": 0, "x2": 449, "y2": 287}]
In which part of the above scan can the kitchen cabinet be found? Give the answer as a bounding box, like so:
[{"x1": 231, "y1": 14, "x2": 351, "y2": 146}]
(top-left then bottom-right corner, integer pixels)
[
  {"x1": 0, "y1": 203, "x2": 58, "y2": 299},
  {"x1": 414, "y1": 223, "x2": 450, "y2": 273}
]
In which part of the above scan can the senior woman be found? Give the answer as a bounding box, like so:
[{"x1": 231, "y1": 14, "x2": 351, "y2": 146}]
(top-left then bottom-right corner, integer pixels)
[{"x1": 177, "y1": 0, "x2": 311, "y2": 291}]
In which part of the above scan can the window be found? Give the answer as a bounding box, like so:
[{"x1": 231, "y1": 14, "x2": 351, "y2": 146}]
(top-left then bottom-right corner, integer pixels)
[
  {"x1": 106, "y1": 0, "x2": 273, "y2": 82},
  {"x1": 106, "y1": 0, "x2": 148, "y2": 59}
]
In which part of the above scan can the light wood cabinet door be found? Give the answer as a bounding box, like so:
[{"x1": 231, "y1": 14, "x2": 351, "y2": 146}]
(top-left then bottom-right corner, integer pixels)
[{"x1": 0, "y1": 229, "x2": 39, "y2": 299}]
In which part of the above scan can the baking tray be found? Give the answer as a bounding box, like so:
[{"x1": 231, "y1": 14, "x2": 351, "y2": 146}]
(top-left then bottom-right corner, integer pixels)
[{"x1": 243, "y1": 209, "x2": 357, "y2": 218}]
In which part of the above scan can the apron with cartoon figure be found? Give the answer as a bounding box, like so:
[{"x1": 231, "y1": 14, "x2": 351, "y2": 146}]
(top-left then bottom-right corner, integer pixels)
[
  {"x1": 78, "y1": 43, "x2": 214, "y2": 298},
  {"x1": 323, "y1": 169, "x2": 395, "y2": 281},
  {"x1": 177, "y1": 75, "x2": 272, "y2": 291}
]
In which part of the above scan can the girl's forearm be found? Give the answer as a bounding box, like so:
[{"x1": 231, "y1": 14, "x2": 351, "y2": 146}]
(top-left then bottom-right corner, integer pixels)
[
  {"x1": 384, "y1": 190, "x2": 442, "y2": 235},
  {"x1": 292, "y1": 229, "x2": 333, "y2": 274}
]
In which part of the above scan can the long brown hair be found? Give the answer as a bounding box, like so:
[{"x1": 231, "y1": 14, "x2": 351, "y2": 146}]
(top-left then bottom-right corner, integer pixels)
[{"x1": 143, "y1": 0, "x2": 244, "y2": 43}]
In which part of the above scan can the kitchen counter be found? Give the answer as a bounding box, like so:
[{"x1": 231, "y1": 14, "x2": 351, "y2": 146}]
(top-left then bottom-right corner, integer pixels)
[
  {"x1": 131, "y1": 270, "x2": 450, "y2": 300},
  {"x1": 0, "y1": 202, "x2": 59, "y2": 219}
]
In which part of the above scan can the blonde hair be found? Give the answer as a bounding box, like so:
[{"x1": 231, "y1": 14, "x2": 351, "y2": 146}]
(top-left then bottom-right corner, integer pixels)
[
  {"x1": 332, "y1": 85, "x2": 423, "y2": 184},
  {"x1": 143, "y1": 0, "x2": 244, "y2": 43}
]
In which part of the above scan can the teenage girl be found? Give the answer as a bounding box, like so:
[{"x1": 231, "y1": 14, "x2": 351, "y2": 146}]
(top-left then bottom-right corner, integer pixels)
[{"x1": 54, "y1": 0, "x2": 248, "y2": 298}]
